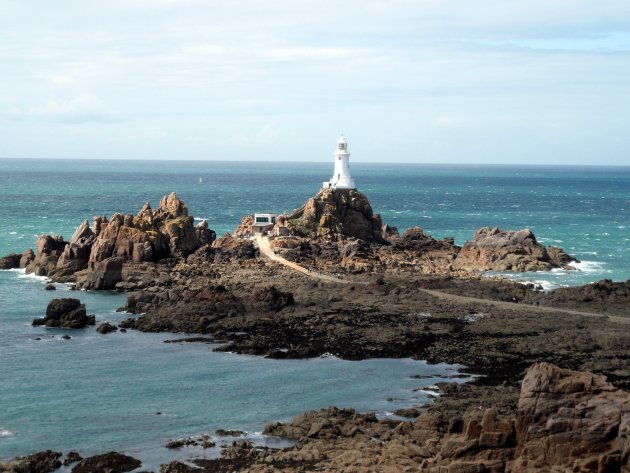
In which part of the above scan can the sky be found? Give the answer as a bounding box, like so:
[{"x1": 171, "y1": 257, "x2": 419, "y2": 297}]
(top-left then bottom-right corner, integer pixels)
[{"x1": 1, "y1": 0, "x2": 629, "y2": 164}]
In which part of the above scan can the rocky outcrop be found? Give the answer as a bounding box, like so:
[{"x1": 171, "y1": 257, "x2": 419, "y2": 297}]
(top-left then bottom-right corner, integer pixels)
[
  {"x1": 540, "y1": 278, "x2": 630, "y2": 313},
  {"x1": 290, "y1": 189, "x2": 384, "y2": 242},
  {"x1": 455, "y1": 227, "x2": 578, "y2": 272},
  {"x1": 0, "y1": 253, "x2": 21, "y2": 269},
  {"x1": 19, "y1": 193, "x2": 216, "y2": 287},
  {"x1": 96, "y1": 322, "x2": 118, "y2": 334},
  {"x1": 57, "y1": 220, "x2": 96, "y2": 271},
  {"x1": 32, "y1": 298, "x2": 95, "y2": 328},
  {"x1": 0, "y1": 450, "x2": 62, "y2": 473},
  {"x1": 510, "y1": 362, "x2": 630, "y2": 472},
  {"x1": 25, "y1": 235, "x2": 68, "y2": 276},
  {"x1": 71, "y1": 452, "x2": 141, "y2": 473}
]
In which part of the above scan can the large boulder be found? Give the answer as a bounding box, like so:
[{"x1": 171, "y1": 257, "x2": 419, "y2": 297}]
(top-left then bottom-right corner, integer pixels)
[
  {"x1": 71, "y1": 452, "x2": 141, "y2": 473},
  {"x1": 0, "y1": 253, "x2": 21, "y2": 269},
  {"x1": 32, "y1": 298, "x2": 95, "y2": 328},
  {"x1": 454, "y1": 227, "x2": 578, "y2": 272},
  {"x1": 509, "y1": 362, "x2": 630, "y2": 472}
]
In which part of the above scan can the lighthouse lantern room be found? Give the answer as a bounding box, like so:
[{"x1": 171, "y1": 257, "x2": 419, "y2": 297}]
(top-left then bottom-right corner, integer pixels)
[{"x1": 323, "y1": 135, "x2": 356, "y2": 190}]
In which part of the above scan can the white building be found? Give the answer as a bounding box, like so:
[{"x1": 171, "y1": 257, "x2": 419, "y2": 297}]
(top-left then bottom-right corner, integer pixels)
[
  {"x1": 251, "y1": 213, "x2": 277, "y2": 234},
  {"x1": 323, "y1": 135, "x2": 356, "y2": 190}
]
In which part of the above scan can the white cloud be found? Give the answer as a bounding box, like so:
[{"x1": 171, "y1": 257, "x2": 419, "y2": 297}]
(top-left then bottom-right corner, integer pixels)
[{"x1": 13, "y1": 94, "x2": 121, "y2": 124}]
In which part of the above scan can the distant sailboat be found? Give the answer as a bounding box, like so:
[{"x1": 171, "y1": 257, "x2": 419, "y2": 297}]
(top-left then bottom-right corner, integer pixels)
[{"x1": 198, "y1": 177, "x2": 203, "y2": 184}]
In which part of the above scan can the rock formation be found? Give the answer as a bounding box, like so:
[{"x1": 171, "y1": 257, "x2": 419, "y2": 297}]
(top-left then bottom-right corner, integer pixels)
[
  {"x1": 0, "y1": 253, "x2": 21, "y2": 270},
  {"x1": 289, "y1": 188, "x2": 385, "y2": 242},
  {"x1": 0, "y1": 450, "x2": 62, "y2": 473},
  {"x1": 70, "y1": 452, "x2": 141, "y2": 473},
  {"x1": 511, "y1": 362, "x2": 629, "y2": 472},
  {"x1": 455, "y1": 227, "x2": 578, "y2": 272},
  {"x1": 31, "y1": 298, "x2": 95, "y2": 329},
  {"x1": 14, "y1": 193, "x2": 217, "y2": 288}
]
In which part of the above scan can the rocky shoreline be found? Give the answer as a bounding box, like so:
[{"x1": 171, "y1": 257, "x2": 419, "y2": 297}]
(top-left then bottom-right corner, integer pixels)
[{"x1": 1, "y1": 191, "x2": 629, "y2": 472}]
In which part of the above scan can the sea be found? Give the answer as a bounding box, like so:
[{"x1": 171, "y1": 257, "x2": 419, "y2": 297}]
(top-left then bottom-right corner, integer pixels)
[{"x1": 1, "y1": 159, "x2": 629, "y2": 468}]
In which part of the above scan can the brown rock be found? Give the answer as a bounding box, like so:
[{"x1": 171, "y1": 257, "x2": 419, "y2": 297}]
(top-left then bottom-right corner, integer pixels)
[
  {"x1": 26, "y1": 235, "x2": 68, "y2": 276},
  {"x1": 71, "y1": 452, "x2": 141, "y2": 473},
  {"x1": 19, "y1": 248, "x2": 35, "y2": 268},
  {"x1": 0, "y1": 450, "x2": 62, "y2": 473},
  {"x1": 0, "y1": 253, "x2": 21, "y2": 269},
  {"x1": 291, "y1": 189, "x2": 385, "y2": 242},
  {"x1": 510, "y1": 362, "x2": 630, "y2": 472},
  {"x1": 32, "y1": 298, "x2": 94, "y2": 329},
  {"x1": 455, "y1": 227, "x2": 577, "y2": 272},
  {"x1": 83, "y1": 257, "x2": 123, "y2": 290}
]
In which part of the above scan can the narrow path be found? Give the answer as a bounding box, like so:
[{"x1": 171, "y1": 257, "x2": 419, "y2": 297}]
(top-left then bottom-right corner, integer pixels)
[
  {"x1": 421, "y1": 289, "x2": 629, "y2": 324},
  {"x1": 254, "y1": 234, "x2": 357, "y2": 284},
  {"x1": 254, "y1": 234, "x2": 628, "y2": 323}
]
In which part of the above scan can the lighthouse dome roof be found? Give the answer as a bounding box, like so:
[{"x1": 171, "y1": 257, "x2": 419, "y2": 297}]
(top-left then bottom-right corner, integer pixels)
[{"x1": 337, "y1": 135, "x2": 348, "y2": 144}]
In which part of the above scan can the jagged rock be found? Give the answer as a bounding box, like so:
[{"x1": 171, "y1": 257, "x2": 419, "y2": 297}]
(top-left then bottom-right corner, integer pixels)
[
  {"x1": 0, "y1": 450, "x2": 62, "y2": 473},
  {"x1": 212, "y1": 234, "x2": 257, "y2": 259},
  {"x1": 455, "y1": 227, "x2": 578, "y2": 272},
  {"x1": 234, "y1": 215, "x2": 254, "y2": 238},
  {"x1": 0, "y1": 253, "x2": 21, "y2": 269},
  {"x1": 19, "y1": 248, "x2": 35, "y2": 268},
  {"x1": 160, "y1": 461, "x2": 203, "y2": 472},
  {"x1": 25, "y1": 235, "x2": 68, "y2": 276},
  {"x1": 96, "y1": 322, "x2": 118, "y2": 334},
  {"x1": 509, "y1": 362, "x2": 630, "y2": 472},
  {"x1": 71, "y1": 452, "x2": 141, "y2": 473},
  {"x1": 196, "y1": 220, "x2": 216, "y2": 246},
  {"x1": 32, "y1": 298, "x2": 95, "y2": 328},
  {"x1": 82, "y1": 257, "x2": 123, "y2": 290},
  {"x1": 56, "y1": 220, "x2": 96, "y2": 271},
  {"x1": 292, "y1": 189, "x2": 384, "y2": 242},
  {"x1": 45, "y1": 284, "x2": 56, "y2": 291}
]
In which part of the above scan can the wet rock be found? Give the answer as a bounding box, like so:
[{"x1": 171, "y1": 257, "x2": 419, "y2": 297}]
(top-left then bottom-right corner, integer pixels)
[
  {"x1": 44, "y1": 284, "x2": 56, "y2": 291},
  {"x1": 71, "y1": 452, "x2": 141, "y2": 473},
  {"x1": 0, "y1": 253, "x2": 21, "y2": 270},
  {"x1": 96, "y1": 322, "x2": 118, "y2": 334},
  {"x1": 159, "y1": 461, "x2": 203, "y2": 473},
  {"x1": 215, "y1": 429, "x2": 245, "y2": 437},
  {"x1": 63, "y1": 451, "x2": 82, "y2": 466},
  {"x1": 32, "y1": 298, "x2": 95, "y2": 329},
  {"x1": 0, "y1": 450, "x2": 62, "y2": 473},
  {"x1": 19, "y1": 248, "x2": 35, "y2": 268}
]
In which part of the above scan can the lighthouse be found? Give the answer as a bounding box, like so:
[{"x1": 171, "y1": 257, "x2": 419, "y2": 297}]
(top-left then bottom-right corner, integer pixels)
[{"x1": 323, "y1": 135, "x2": 356, "y2": 190}]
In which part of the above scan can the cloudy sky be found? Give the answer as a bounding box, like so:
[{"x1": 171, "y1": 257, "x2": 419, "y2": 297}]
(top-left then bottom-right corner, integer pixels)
[{"x1": 1, "y1": 0, "x2": 629, "y2": 164}]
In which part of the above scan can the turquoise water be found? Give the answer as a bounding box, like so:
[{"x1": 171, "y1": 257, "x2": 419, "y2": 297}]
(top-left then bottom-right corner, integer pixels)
[
  {"x1": 0, "y1": 271, "x2": 465, "y2": 468},
  {"x1": 1, "y1": 159, "x2": 629, "y2": 467},
  {"x1": 1, "y1": 159, "x2": 628, "y2": 287}
]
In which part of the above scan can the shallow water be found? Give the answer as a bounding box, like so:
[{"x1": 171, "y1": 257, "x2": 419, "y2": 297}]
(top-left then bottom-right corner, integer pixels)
[{"x1": 0, "y1": 270, "x2": 469, "y2": 468}]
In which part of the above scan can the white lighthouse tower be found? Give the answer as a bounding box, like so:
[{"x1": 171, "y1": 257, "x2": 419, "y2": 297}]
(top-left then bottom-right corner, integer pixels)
[{"x1": 323, "y1": 135, "x2": 356, "y2": 190}]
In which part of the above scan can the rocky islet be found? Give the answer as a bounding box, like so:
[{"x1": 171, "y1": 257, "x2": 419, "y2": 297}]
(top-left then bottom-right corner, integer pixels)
[{"x1": 2, "y1": 190, "x2": 629, "y2": 472}]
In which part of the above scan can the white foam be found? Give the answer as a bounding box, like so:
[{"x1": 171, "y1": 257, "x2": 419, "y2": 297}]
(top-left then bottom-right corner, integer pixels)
[
  {"x1": 0, "y1": 429, "x2": 16, "y2": 438},
  {"x1": 9, "y1": 231, "x2": 17, "y2": 235},
  {"x1": 572, "y1": 260, "x2": 604, "y2": 273}
]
